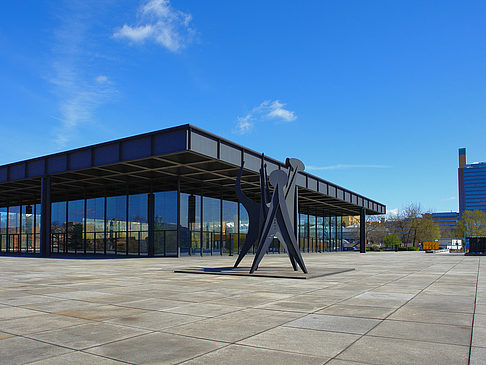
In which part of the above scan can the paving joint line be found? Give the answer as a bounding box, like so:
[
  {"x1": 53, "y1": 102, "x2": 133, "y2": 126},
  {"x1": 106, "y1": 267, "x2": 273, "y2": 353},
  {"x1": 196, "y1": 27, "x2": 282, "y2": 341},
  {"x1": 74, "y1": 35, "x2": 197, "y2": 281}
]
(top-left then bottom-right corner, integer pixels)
[
  {"x1": 468, "y1": 256, "x2": 481, "y2": 365},
  {"x1": 323, "y1": 256, "x2": 468, "y2": 364}
]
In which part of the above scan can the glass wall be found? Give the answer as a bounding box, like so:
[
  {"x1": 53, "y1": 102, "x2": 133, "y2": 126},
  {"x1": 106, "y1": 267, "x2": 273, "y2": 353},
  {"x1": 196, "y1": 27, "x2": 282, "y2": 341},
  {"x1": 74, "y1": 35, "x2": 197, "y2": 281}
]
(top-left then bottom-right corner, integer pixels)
[
  {"x1": 154, "y1": 191, "x2": 178, "y2": 256},
  {"x1": 299, "y1": 213, "x2": 308, "y2": 252},
  {"x1": 309, "y1": 215, "x2": 316, "y2": 253},
  {"x1": 128, "y1": 194, "x2": 148, "y2": 255},
  {"x1": 106, "y1": 195, "x2": 127, "y2": 255},
  {"x1": 51, "y1": 202, "x2": 66, "y2": 253},
  {"x1": 0, "y1": 207, "x2": 7, "y2": 252},
  {"x1": 203, "y1": 196, "x2": 221, "y2": 255},
  {"x1": 222, "y1": 200, "x2": 238, "y2": 255},
  {"x1": 86, "y1": 197, "x2": 105, "y2": 254},
  {"x1": 316, "y1": 216, "x2": 323, "y2": 252},
  {"x1": 68, "y1": 200, "x2": 84, "y2": 253},
  {"x1": 0, "y1": 190, "x2": 344, "y2": 257},
  {"x1": 180, "y1": 193, "x2": 201, "y2": 256}
]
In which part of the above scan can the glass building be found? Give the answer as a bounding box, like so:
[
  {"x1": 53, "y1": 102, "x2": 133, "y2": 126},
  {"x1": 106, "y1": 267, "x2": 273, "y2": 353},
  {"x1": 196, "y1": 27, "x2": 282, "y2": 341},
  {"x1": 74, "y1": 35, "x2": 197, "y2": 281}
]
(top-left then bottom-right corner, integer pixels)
[
  {"x1": 458, "y1": 148, "x2": 486, "y2": 215},
  {"x1": 0, "y1": 125, "x2": 385, "y2": 257}
]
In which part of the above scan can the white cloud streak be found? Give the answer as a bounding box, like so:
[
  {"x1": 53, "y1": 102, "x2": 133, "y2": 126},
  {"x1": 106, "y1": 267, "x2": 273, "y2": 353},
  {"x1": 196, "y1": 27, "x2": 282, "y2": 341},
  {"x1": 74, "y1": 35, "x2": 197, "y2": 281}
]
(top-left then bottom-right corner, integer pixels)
[
  {"x1": 306, "y1": 164, "x2": 391, "y2": 171},
  {"x1": 50, "y1": 2, "x2": 116, "y2": 146},
  {"x1": 113, "y1": 0, "x2": 195, "y2": 52},
  {"x1": 235, "y1": 100, "x2": 297, "y2": 134}
]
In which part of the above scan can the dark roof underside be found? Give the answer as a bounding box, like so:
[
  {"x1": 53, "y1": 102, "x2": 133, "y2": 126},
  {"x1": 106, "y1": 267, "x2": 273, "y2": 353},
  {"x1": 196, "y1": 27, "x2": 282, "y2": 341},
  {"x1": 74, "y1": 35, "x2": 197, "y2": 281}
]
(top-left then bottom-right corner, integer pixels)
[{"x1": 0, "y1": 125, "x2": 385, "y2": 216}]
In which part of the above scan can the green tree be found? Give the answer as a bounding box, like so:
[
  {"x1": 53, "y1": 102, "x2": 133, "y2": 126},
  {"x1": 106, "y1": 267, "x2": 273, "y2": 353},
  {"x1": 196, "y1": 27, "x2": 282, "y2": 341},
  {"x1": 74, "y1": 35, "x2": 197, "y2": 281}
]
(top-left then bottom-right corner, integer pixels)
[
  {"x1": 455, "y1": 210, "x2": 486, "y2": 238},
  {"x1": 383, "y1": 234, "x2": 401, "y2": 247},
  {"x1": 416, "y1": 216, "x2": 441, "y2": 242}
]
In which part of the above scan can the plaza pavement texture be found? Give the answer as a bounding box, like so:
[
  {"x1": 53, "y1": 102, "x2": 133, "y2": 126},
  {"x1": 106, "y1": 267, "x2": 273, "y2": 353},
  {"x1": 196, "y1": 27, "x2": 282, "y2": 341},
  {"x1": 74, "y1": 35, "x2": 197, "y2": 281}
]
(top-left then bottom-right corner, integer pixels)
[{"x1": 0, "y1": 252, "x2": 483, "y2": 364}]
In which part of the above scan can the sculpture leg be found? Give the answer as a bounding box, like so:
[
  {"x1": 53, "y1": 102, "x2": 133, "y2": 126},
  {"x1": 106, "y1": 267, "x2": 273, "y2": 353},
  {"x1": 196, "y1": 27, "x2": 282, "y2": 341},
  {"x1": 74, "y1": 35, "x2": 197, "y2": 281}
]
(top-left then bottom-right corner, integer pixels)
[
  {"x1": 276, "y1": 232, "x2": 298, "y2": 271},
  {"x1": 233, "y1": 229, "x2": 258, "y2": 268},
  {"x1": 250, "y1": 233, "x2": 275, "y2": 274}
]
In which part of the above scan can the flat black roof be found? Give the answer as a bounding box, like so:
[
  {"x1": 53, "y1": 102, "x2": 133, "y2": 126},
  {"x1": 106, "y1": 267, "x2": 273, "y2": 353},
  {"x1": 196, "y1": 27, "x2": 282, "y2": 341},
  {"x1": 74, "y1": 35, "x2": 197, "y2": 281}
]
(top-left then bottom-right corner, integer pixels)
[{"x1": 0, "y1": 124, "x2": 385, "y2": 216}]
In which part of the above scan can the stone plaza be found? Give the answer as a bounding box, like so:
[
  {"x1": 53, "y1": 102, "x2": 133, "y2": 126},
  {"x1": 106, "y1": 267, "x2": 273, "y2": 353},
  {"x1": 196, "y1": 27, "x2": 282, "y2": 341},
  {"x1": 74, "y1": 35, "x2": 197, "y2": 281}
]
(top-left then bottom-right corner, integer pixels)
[{"x1": 0, "y1": 252, "x2": 484, "y2": 364}]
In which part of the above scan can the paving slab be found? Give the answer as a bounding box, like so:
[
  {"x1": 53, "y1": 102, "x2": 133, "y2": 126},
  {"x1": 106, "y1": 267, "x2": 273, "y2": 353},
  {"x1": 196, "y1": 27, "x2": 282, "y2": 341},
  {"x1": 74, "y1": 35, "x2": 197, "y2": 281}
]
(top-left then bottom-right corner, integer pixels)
[
  {"x1": 239, "y1": 326, "x2": 360, "y2": 358},
  {"x1": 340, "y1": 291, "x2": 414, "y2": 308},
  {"x1": 181, "y1": 344, "x2": 328, "y2": 364},
  {"x1": 106, "y1": 310, "x2": 204, "y2": 330},
  {"x1": 474, "y1": 313, "x2": 486, "y2": 328},
  {"x1": 388, "y1": 307, "x2": 473, "y2": 326},
  {"x1": 0, "y1": 331, "x2": 15, "y2": 340},
  {"x1": 472, "y1": 325, "x2": 486, "y2": 347},
  {"x1": 163, "y1": 302, "x2": 245, "y2": 317},
  {"x1": 0, "y1": 306, "x2": 43, "y2": 320},
  {"x1": 406, "y1": 293, "x2": 476, "y2": 313},
  {"x1": 56, "y1": 304, "x2": 149, "y2": 321},
  {"x1": 368, "y1": 319, "x2": 471, "y2": 346},
  {"x1": 165, "y1": 308, "x2": 302, "y2": 342},
  {"x1": 116, "y1": 297, "x2": 185, "y2": 311},
  {"x1": 28, "y1": 322, "x2": 151, "y2": 350},
  {"x1": 285, "y1": 313, "x2": 381, "y2": 334},
  {"x1": 0, "y1": 336, "x2": 72, "y2": 364},
  {"x1": 337, "y1": 336, "x2": 469, "y2": 365},
  {"x1": 28, "y1": 351, "x2": 124, "y2": 364},
  {"x1": 0, "y1": 313, "x2": 89, "y2": 335},
  {"x1": 0, "y1": 252, "x2": 483, "y2": 364},
  {"x1": 86, "y1": 332, "x2": 226, "y2": 364},
  {"x1": 470, "y1": 346, "x2": 486, "y2": 365},
  {"x1": 315, "y1": 304, "x2": 396, "y2": 319}
]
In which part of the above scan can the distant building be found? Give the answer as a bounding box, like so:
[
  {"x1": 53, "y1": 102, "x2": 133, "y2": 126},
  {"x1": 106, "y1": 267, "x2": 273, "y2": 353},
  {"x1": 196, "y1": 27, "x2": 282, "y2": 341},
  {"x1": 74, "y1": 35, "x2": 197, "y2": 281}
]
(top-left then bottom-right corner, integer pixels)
[
  {"x1": 430, "y1": 212, "x2": 458, "y2": 238},
  {"x1": 458, "y1": 148, "x2": 486, "y2": 214}
]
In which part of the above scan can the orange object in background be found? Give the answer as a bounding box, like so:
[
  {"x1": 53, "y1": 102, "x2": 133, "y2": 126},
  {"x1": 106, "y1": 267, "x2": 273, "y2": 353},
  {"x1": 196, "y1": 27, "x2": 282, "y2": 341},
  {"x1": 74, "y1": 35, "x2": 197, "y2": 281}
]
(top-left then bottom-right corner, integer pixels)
[{"x1": 423, "y1": 241, "x2": 439, "y2": 250}]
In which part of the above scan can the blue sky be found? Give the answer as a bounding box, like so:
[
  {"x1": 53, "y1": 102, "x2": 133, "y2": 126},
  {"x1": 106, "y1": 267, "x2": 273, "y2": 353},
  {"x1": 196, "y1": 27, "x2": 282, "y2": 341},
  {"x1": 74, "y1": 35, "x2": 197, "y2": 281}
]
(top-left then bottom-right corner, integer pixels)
[{"x1": 1, "y1": 0, "x2": 485, "y2": 215}]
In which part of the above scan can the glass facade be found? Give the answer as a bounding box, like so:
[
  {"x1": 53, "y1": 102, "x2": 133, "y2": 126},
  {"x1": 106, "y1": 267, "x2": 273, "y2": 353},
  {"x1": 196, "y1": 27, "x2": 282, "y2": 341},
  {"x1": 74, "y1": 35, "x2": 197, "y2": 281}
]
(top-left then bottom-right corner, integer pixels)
[
  {"x1": 463, "y1": 163, "x2": 486, "y2": 213},
  {"x1": 0, "y1": 190, "x2": 344, "y2": 256}
]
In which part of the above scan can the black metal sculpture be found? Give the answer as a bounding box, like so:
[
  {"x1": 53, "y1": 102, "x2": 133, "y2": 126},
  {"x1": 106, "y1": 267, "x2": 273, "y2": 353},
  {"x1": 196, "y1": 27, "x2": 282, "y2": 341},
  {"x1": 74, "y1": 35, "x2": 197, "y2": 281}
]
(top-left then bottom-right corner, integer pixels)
[{"x1": 234, "y1": 155, "x2": 308, "y2": 273}]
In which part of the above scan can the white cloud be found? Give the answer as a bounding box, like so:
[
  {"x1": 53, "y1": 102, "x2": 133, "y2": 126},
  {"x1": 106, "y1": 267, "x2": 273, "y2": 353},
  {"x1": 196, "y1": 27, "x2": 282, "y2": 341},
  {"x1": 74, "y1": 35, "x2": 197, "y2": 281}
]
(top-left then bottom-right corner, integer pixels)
[
  {"x1": 113, "y1": 0, "x2": 195, "y2": 52},
  {"x1": 49, "y1": 3, "x2": 117, "y2": 147},
  {"x1": 95, "y1": 75, "x2": 110, "y2": 84},
  {"x1": 235, "y1": 100, "x2": 297, "y2": 134},
  {"x1": 441, "y1": 196, "x2": 456, "y2": 202},
  {"x1": 306, "y1": 164, "x2": 391, "y2": 170},
  {"x1": 387, "y1": 208, "x2": 399, "y2": 217}
]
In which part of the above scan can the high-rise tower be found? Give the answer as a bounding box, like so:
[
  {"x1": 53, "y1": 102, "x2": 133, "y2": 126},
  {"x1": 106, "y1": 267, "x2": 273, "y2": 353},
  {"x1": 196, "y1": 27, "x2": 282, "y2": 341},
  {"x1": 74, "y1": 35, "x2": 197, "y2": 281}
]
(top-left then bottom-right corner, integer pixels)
[{"x1": 458, "y1": 148, "x2": 486, "y2": 215}]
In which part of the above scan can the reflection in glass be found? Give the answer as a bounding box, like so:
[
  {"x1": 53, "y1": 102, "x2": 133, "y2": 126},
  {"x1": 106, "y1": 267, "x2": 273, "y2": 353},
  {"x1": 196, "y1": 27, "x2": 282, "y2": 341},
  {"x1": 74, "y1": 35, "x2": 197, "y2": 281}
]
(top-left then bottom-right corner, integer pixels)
[
  {"x1": 0, "y1": 207, "x2": 7, "y2": 252},
  {"x1": 299, "y1": 213, "x2": 308, "y2": 252},
  {"x1": 180, "y1": 193, "x2": 201, "y2": 255},
  {"x1": 324, "y1": 217, "x2": 330, "y2": 252},
  {"x1": 239, "y1": 204, "x2": 248, "y2": 254},
  {"x1": 86, "y1": 197, "x2": 104, "y2": 253},
  {"x1": 129, "y1": 194, "x2": 148, "y2": 255},
  {"x1": 203, "y1": 196, "x2": 220, "y2": 255},
  {"x1": 154, "y1": 191, "x2": 177, "y2": 256},
  {"x1": 330, "y1": 216, "x2": 336, "y2": 251},
  {"x1": 21, "y1": 205, "x2": 34, "y2": 253},
  {"x1": 68, "y1": 200, "x2": 84, "y2": 253},
  {"x1": 51, "y1": 202, "x2": 66, "y2": 253},
  {"x1": 309, "y1": 215, "x2": 316, "y2": 252},
  {"x1": 106, "y1": 195, "x2": 127, "y2": 255},
  {"x1": 222, "y1": 200, "x2": 237, "y2": 255},
  {"x1": 316, "y1": 216, "x2": 323, "y2": 252},
  {"x1": 35, "y1": 204, "x2": 40, "y2": 253}
]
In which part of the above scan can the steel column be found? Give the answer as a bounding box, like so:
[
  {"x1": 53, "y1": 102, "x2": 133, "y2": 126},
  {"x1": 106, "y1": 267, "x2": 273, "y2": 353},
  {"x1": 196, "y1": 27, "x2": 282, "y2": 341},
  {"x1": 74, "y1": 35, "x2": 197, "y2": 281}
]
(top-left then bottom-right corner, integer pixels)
[
  {"x1": 40, "y1": 176, "x2": 51, "y2": 257},
  {"x1": 360, "y1": 208, "x2": 366, "y2": 253},
  {"x1": 148, "y1": 193, "x2": 155, "y2": 257},
  {"x1": 176, "y1": 178, "x2": 180, "y2": 257}
]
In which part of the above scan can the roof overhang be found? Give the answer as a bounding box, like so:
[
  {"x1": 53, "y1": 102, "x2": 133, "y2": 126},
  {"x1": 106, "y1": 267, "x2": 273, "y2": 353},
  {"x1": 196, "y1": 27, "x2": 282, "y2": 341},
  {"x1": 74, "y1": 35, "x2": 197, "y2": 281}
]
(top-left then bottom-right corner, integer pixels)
[{"x1": 0, "y1": 125, "x2": 385, "y2": 216}]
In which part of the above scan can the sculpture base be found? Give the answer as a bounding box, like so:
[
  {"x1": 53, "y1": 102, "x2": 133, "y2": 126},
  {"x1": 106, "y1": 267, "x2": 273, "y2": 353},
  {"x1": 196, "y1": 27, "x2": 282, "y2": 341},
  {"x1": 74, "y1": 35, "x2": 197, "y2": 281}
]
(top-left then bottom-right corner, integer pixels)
[{"x1": 173, "y1": 266, "x2": 354, "y2": 280}]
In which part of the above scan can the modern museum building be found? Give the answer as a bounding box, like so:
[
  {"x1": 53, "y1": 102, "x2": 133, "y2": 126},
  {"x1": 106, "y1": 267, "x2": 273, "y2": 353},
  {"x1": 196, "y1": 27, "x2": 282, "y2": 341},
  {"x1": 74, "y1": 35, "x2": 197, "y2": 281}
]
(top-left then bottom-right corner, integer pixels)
[{"x1": 0, "y1": 124, "x2": 385, "y2": 258}]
